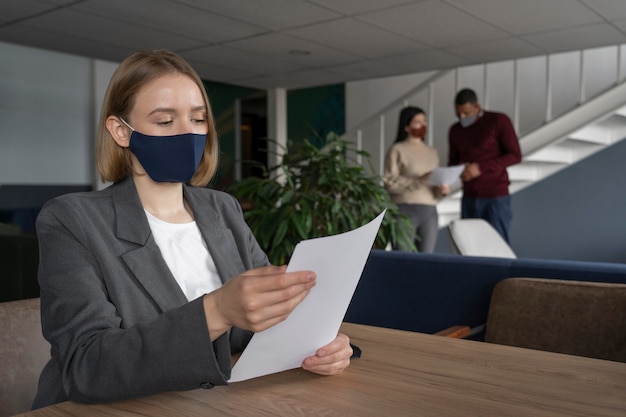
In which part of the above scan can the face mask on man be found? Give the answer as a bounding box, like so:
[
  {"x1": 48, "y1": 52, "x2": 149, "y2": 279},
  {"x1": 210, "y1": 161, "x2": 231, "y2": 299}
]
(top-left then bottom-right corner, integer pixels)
[
  {"x1": 119, "y1": 118, "x2": 206, "y2": 183},
  {"x1": 459, "y1": 114, "x2": 478, "y2": 128}
]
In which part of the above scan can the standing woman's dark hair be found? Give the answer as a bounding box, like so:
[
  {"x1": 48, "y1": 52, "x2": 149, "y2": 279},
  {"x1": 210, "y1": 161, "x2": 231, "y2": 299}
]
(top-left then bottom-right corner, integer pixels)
[{"x1": 395, "y1": 106, "x2": 425, "y2": 143}]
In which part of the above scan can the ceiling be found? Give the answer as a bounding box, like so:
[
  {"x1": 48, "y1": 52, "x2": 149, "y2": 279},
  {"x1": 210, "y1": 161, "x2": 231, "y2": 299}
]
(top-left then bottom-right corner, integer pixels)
[{"x1": 2, "y1": 0, "x2": 626, "y2": 90}]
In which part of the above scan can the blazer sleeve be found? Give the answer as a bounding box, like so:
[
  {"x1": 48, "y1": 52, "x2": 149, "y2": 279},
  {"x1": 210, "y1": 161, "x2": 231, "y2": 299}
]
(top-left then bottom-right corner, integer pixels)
[{"x1": 36, "y1": 198, "x2": 232, "y2": 405}]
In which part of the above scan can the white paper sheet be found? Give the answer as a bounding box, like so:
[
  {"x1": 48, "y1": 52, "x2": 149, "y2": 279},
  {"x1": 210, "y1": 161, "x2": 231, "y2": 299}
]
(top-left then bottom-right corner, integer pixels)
[
  {"x1": 229, "y1": 210, "x2": 386, "y2": 382},
  {"x1": 428, "y1": 164, "x2": 465, "y2": 186}
]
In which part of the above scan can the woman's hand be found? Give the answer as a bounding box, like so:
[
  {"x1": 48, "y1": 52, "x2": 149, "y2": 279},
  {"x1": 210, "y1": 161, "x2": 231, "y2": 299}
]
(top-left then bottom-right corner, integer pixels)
[
  {"x1": 203, "y1": 265, "x2": 316, "y2": 340},
  {"x1": 302, "y1": 333, "x2": 353, "y2": 376}
]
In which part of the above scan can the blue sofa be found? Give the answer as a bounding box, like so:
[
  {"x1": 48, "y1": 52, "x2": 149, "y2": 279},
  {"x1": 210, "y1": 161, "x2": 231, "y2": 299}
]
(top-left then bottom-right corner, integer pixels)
[{"x1": 344, "y1": 250, "x2": 626, "y2": 337}]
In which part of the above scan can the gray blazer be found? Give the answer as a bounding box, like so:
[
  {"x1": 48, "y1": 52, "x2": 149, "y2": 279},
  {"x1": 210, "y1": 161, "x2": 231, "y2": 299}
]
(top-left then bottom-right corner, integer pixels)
[{"x1": 33, "y1": 176, "x2": 269, "y2": 408}]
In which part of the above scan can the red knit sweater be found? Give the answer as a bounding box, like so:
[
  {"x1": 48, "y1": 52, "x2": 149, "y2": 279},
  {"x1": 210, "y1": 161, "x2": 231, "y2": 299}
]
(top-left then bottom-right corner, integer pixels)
[{"x1": 448, "y1": 111, "x2": 521, "y2": 198}]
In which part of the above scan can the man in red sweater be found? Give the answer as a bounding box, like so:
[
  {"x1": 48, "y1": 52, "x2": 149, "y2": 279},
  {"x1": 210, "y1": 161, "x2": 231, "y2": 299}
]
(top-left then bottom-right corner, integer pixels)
[{"x1": 448, "y1": 88, "x2": 521, "y2": 243}]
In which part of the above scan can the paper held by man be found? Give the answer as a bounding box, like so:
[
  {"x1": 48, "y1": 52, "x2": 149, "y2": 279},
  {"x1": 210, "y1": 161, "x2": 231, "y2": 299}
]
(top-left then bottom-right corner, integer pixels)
[{"x1": 229, "y1": 210, "x2": 386, "y2": 382}]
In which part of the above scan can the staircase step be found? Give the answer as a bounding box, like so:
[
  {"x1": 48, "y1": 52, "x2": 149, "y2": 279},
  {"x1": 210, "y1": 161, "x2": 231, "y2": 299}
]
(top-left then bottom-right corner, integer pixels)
[
  {"x1": 509, "y1": 180, "x2": 534, "y2": 194},
  {"x1": 525, "y1": 146, "x2": 573, "y2": 164},
  {"x1": 437, "y1": 197, "x2": 461, "y2": 215},
  {"x1": 569, "y1": 124, "x2": 614, "y2": 145},
  {"x1": 613, "y1": 105, "x2": 626, "y2": 117},
  {"x1": 438, "y1": 213, "x2": 460, "y2": 228},
  {"x1": 558, "y1": 139, "x2": 606, "y2": 160},
  {"x1": 507, "y1": 162, "x2": 568, "y2": 181}
]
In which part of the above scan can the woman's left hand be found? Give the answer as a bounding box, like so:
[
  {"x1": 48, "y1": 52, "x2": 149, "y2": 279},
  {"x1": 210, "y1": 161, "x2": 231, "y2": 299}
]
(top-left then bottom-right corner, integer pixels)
[{"x1": 301, "y1": 333, "x2": 352, "y2": 376}]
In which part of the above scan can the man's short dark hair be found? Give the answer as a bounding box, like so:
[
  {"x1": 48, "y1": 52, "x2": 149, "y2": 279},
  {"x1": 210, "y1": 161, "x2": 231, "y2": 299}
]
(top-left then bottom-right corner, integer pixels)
[{"x1": 455, "y1": 88, "x2": 478, "y2": 106}]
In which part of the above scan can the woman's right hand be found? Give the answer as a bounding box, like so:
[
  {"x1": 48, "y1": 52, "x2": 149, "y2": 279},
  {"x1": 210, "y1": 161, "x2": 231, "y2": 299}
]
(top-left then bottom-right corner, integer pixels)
[{"x1": 203, "y1": 265, "x2": 316, "y2": 340}]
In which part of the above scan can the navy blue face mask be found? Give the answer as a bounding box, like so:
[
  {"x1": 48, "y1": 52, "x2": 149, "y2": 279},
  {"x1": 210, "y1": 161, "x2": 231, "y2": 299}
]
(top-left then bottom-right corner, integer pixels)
[{"x1": 120, "y1": 118, "x2": 206, "y2": 183}]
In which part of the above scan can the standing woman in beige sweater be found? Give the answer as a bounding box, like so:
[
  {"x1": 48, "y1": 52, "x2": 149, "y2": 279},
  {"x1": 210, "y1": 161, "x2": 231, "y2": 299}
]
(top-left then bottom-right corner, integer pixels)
[{"x1": 383, "y1": 106, "x2": 449, "y2": 253}]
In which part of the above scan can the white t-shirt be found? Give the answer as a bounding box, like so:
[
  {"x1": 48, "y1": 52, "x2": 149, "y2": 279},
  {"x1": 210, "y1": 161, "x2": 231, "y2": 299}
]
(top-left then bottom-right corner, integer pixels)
[{"x1": 145, "y1": 210, "x2": 222, "y2": 301}]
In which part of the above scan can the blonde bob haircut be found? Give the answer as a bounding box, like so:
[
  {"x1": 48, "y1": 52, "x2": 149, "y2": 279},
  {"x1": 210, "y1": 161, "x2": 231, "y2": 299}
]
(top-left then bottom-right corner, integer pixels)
[{"x1": 96, "y1": 49, "x2": 218, "y2": 186}]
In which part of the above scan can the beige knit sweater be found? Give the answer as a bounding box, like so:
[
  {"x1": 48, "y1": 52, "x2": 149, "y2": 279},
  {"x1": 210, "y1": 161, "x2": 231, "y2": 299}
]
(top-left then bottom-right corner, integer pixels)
[{"x1": 383, "y1": 139, "x2": 440, "y2": 206}]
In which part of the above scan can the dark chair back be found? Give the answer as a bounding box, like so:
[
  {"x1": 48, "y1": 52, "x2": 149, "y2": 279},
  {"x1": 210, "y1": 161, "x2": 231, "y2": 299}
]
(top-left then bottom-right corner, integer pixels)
[{"x1": 485, "y1": 277, "x2": 626, "y2": 362}]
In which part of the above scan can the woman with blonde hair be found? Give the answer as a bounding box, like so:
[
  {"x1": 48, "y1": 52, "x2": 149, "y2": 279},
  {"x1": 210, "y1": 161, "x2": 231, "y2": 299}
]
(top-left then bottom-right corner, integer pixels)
[{"x1": 33, "y1": 49, "x2": 352, "y2": 409}]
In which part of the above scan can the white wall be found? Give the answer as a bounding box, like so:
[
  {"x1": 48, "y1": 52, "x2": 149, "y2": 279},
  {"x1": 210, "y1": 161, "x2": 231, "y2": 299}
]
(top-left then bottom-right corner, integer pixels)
[
  {"x1": 0, "y1": 41, "x2": 117, "y2": 187},
  {"x1": 346, "y1": 71, "x2": 437, "y2": 130}
]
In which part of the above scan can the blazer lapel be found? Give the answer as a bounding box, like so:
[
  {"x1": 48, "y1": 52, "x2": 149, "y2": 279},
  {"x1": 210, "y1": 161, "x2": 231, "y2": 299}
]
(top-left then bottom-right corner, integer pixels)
[
  {"x1": 184, "y1": 185, "x2": 245, "y2": 284},
  {"x1": 112, "y1": 177, "x2": 188, "y2": 312}
]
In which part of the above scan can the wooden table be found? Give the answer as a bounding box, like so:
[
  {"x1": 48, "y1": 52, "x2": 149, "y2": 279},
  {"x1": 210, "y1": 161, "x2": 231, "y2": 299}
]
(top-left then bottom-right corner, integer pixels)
[{"x1": 17, "y1": 323, "x2": 626, "y2": 416}]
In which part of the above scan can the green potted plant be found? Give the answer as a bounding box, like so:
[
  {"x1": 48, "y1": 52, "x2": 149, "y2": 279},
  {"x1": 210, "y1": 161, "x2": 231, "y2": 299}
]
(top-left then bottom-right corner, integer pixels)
[{"x1": 228, "y1": 132, "x2": 416, "y2": 265}]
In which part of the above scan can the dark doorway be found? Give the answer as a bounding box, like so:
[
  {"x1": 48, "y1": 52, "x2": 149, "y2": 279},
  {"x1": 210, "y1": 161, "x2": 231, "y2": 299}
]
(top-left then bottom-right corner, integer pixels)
[{"x1": 240, "y1": 96, "x2": 268, "y2": 179}]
